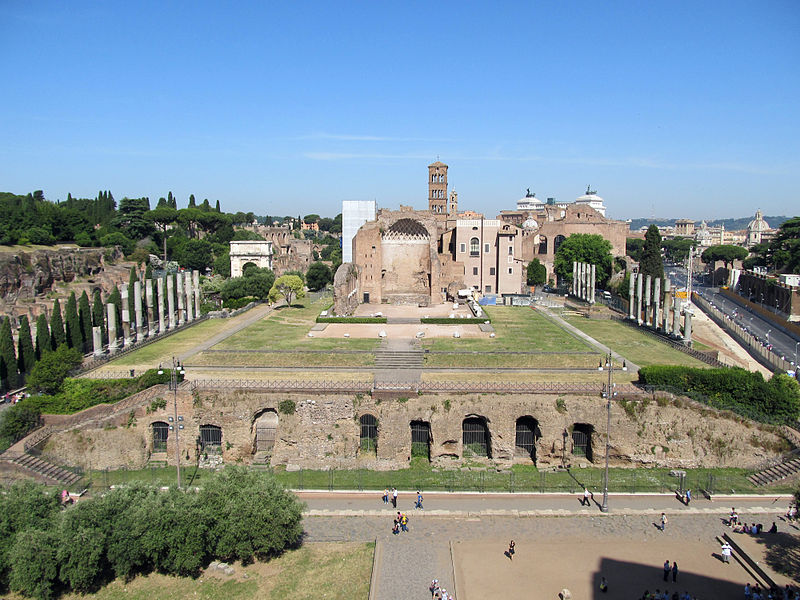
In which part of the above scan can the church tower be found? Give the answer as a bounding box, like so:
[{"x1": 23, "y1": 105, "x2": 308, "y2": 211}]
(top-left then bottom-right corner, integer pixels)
[
  {"x1": 448, "y1": 190, "x2": 458, "y2": 216},
  {"x1": 428, "y1": 161, "x2": 448, "y2": 215}
]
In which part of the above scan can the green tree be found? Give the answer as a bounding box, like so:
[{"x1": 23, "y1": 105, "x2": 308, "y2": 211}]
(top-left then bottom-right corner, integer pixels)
[
  {"x1": 213, "y1": 250, "x2": 231, "y2": 277},
  {"x1": 268, "y1": 275, "x2": 305, "y2": 307},
  {"x1": 49, "y1": 299, "x2": 65, "y2": 350},
  {"x1": 639, "y1": 225, "x2": 664, "y2": 280},
  {"x1": 553, "y1": 234, "x2": 613, "y2": 286},
  {"x1": 16, "y1": 315, "x2": 35, "y2": 376},
  {"x1": 128, "y1": 267, "x2": 138, "y2": 322},
  {"x1": 179, "y1": 239, "x2": 213, "y2": 271},
  {"x1": 78, "y1": 291, "x2": 93, "y2": 352},
  {"x1": 92, "y1": 290, "x2": 106, "y2": 345},
  {"x1": 625, "y1": 237, "x2": 645, "y2": 262},
  {"x1": 146, "y1": 205, "x2": 178, "y2": 261},
  {"x1": 27, "y1": 344, "x2": 83, "y2": 394},
  {"x1": 108, "y1": 285, "x2": 123, "y2": 342},
  {"x1": 34, "y1": 314, "x2": 50, "y2": 360},
  {"x1": 9, "y1": 528, "x2": 60, "y2": 600},
  {"x1": 112, "y1": 197, "x2": 153, "y2": 239},
  {"x1": 306, "y1": 262, "x2": 332, "y2": 291},
  {"x1": 65, "y1": 291, "x2": 82, "y2": 350},
  {"x1": 701, "y1": 245, "x2": 749, "y2": 284},
  {"x1": 526, "y1": 258, "x2": 547, "y2": 286},
  {"x1": 767, "y1": 217, "x2": 800, "y2": 274},
  {"x1": 662, "y1": 237, "x2": 696, "y2": 263},
  {"x1": 0, "y1": 317, "x2": 18, "y2": 390}
]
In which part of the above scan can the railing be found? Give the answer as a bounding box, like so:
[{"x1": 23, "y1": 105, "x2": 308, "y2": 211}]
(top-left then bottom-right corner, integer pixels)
[
  {"x1": 191, "y1": 379, "x2": 373, "y2": 392},
  {"x1": 22, "y1": 425, "x2": 56, "y2": 452}
]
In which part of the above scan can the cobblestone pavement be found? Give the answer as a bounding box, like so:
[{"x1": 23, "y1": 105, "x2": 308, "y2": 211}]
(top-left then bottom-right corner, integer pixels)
[{"x1": 301, "y1": 497, "x2": 798, "y2": 600}]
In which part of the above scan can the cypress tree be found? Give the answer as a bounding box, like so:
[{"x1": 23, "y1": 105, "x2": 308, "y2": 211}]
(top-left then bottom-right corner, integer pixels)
[
  {"x1": 640, "y1": 224, "x2": 665, "y2": 281},
  {"x1": 17, "y1": 315, "x2": 35, "y2": 375},
  {"x1": 35, "y1": 313, "x2": 50, "y2": 360},
  {"x1": 92, "y1": 289, "x2": 106, "y2": 345},
  {"x1": 65, "y1": 291, "x2": 82, "y2": 350},
  {"x1": 188, "y1": 194, "x2": 196, "y2": 208},
  {"x1": 50, "y1": 299, "x2": 66, "y2": 350},
  {"x1": 79, "y1": 291, "x2": 93, "y2": 352},
  {"x1": 0, "y1": 317, "x2": 18, "y2": 390},
  {"x1": 215, "y1": 199, "x2": 221, "y2": 212}
]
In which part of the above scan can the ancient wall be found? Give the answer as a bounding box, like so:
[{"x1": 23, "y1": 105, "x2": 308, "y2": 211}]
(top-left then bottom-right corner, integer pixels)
[{"x1": 43, "y1": 388, "x2": 788, "y2": 472}]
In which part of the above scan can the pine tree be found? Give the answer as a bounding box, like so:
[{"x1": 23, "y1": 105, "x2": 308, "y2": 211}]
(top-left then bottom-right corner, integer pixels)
[
  {"x1": 79, "y1": 291, "x2": 93, "y2": 352},
  {"x1": 640, "y1": 225, "x2": 665, "y2": 281},
  {"x1": 17, "y1": 315, "x2": 35, "y2": 375},
  {"x1": 50, "y1": 299, "x2": 66, "y2": 350},
  {"x1": 35, "y1": 313, "x2": 50, "y2": 360},
  {"x1": 0, "y1": 317, "x2": 18, "y2": 390},
  {"x1": 65, "y1": 292, "x2": 81, "y2": 350},
  {"x1": 92, "y1": 289, "x2": 106, "y2": 345}
]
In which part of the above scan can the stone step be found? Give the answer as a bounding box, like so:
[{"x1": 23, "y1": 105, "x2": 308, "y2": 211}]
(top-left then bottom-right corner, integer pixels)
[
  {"x1": 749, "y1": 456, "x2": 800, "y2": 486},
  {"x1": 11, "y1": 454, "x2": 82, "y2": 485}
]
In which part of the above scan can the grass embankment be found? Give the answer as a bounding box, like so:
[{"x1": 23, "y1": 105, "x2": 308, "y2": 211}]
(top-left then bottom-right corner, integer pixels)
[
  {"x1": 562, "y1": 314, "x2": 709, "y2": 368},
  {"x1": 212, "y1": 298, "x2": 378, "y2": 352},
  {"x1": 191, "y1": 350, "x2": 374, "y2": 368},
  {"x1": 421, "y1": 370, "x2": 639, "y2": 384},
  {"x1": 85, "y1": 464, "x2": 791, "y2": 494}
]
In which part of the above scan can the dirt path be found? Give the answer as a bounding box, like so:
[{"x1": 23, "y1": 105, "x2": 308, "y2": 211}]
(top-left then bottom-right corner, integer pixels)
[{"x1": 690, "y1": 308, "x2": 772, "y2": 376}]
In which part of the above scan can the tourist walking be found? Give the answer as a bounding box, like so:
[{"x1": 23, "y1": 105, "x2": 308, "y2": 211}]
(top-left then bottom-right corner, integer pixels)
[
  {"x1": 685, "y1": 489, "x2": 691, "y2": 505},
  {"x1": 599, "y1": 576, "x2": 608, "y2": 593},
  {"x1": 672, "y1": 561, "x2": 678, "y2": 582},
  {"x1": 382, "y1": 489, "x2": 388, "y2": 504},
  {"x1": 416, "y1": 490, "x2": 424, "y2": 509},
  {"x1": 663, "y1": 559, "x2": 671, "y2": 581},
  {"x1": 581, "y1": 487, "x2": 591, "y2": 506},
  {"x1": 721, "y1": 541, "x2": 732, "y2": 564},
  {"x1": 661, "y1": 512, "x2": 668, "y2": 531},
  {"x1": 392, "y1": 487, "x2": 398, "y2": 508},
  {"x1": 508, "y1": 539, "x2": 515, "y2": 560}
]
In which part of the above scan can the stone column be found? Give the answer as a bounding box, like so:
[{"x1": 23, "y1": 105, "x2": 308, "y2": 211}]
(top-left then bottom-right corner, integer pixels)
[
  {"x1": 106, "y1": 303, "x2": 118, "y2": 353},
  {"x1": 134, "y1": 280, "x2": 144, "y2": 343},
  {"x1": 589, "y1": 264, "x2": 596, "y2": 304},
  {"x1": 92, "y1": 326, "x2": 103, "y2": 357},
  {"x1": 157, "y1": 276, "x2": 166, "y2": 334},
  {"x1": 185, "y1": 272, "x2": 194, "y2": 323},
  {"x1": 572, "y1": 262, "x2": 578, "y2": 296},
  {"x1": 636, "y1": 273, "x2": 643, "y2": 325},
  {"x1": 120, "y1": 284, "x2": 131, "y2": 346},
  {"x1": 145, "y1": 279, "x2": 154, "y2": 336},
  {"x1": 684, "y1": 310, "x2": 693, "y2": 345},
  {"x1": 653, "y1": 278, "x2": 661, "y2": 330},
  {"x1": 167, "y1": 274, "x2": 176, "y2": 329},
  {"x1": 673, "y1": 292, "x2": 682, "y2": 337},
  {"x1": 628, "y1": 272, "x2": 636, "y2": 319},
  {"x1": 644, "y1": 275, "x2": 652, "y2": 326},
  {"x1": 193, "y1": 270, "x2": 201, "y2": 319},
  {"x1": 176, "y1": 272, "x2": 185, "y2": 326},
  {"x1": 581, "y1": 262, "x2": 587, "y2": 300},
  {"x1": 663, "y1": 279, "x2": 672, "y2": 333}
]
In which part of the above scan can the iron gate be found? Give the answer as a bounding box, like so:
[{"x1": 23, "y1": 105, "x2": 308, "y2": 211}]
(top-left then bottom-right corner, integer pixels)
[
  {"x1": 410, "y1": 421, "x2": 431, "y2": 460},
  {"x1": 199, "y1": 424, "x2": 223, "y2": 454},
  {"x1": 462, "y1": 417, "x2": 490, "y2": 458},
  {"x1": 152, "y1": 422, "x2": 168, "y2": 452},
  {"x1": 572, "y1": 424, "x2": 593, "y2": 461},
  {"x1": 515, "y1": 417, "x2": 539, "y2": 462},
  {"x1": 360, "y1": 414, "x2": 378, "y2": 452}
]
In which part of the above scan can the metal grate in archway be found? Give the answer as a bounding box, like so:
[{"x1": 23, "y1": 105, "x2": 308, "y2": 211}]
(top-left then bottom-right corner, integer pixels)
[
  {"x1": 360, "y1": 414, "x2": 378, "y2": 452},
  {"x1": 515, "y1": 417, "x2": 539, "y2": 463},
  {"x1": 410, "y1": 420, "x2": 431, "y2": 460},
  {"x1": 462, "y1": 417, "x2": 490, "y2": 458},
  {"x1": 152, "y1": 422, "x2": 168, "y2": 452},
  {"x1": 572, "y1": 424, "x2": 593, "y2": 461},
  {"x1": 199, "y1": 424, "x2": 223, "y2": 454}
]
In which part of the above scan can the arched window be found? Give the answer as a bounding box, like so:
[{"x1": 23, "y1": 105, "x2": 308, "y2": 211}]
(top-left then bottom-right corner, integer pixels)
[
  {"x1": 572, "y1": 423, "x2": 594, "y2": 461},
  {"x1": 469, "y1": 237, "x2": 480, "y2": 257},
  {"x1": 199, "y1": 424, "x2": 223, "y2": 454},
  {"x1": 462, "y1": 416, "x2": 491, "y2": 458},
  {"x1": 152, "y1": 421, "x2": 169, "y2": 452},
  {"x1": 538, "y1": 236, "x2": 548, "y2": 255},
  {"x1": 554, "y1": 234, "x2": 567, "y2": 254},
  {"x1": 515, "y1": 416, "x2": 541, "y2": 463},
  {"x1": 360, "y1": 414, "x2": 378, "y2": 453},
  {"x1": 410, "y1": 420, "x2": 431, "y2": 461}
]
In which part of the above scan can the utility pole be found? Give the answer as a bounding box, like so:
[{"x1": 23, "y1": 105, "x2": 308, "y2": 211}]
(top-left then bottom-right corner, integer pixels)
[{"x1": 159, "y1": 357, "x2": 185, "y2": 489}]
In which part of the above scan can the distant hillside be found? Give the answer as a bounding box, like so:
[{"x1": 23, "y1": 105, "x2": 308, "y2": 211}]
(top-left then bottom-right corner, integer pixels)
[{"x1": 628, "y1": 216, "x2": 790, "y2": 233}]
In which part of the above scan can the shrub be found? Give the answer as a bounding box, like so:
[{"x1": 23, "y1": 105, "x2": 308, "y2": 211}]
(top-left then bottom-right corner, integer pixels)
[
  {"x1": 27, "y1": 344, "x2": 83, "y2": 394},
  {"x1": 316, "y1": 316, "x2": 387, "y2": 323},
  {"x1": 222, "y1": 296, "x2": 257, "y2": 310},
  {"x1": 9, "y1": 528, "x2": 60, "y2": 599},
  {"x1": 278, "y1": 400, "x2": 296, "y2": 415}
]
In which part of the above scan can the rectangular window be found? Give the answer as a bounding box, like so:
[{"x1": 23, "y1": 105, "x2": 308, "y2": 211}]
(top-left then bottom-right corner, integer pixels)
[
  {"x1": 485, "y1": 285, "x2": 492, "y2": 293},
  {"x1": 473, "y1": 267, "x2": 478, "y2": 275},
  {"x1": 489, "y1": 267, "x2": 496, "y2": 276},
  {"x1": 460, "y1": 243, "x2": 466, "y2": 253},
  {"x1": 508, "y1": 268, "x2": 513, "y2": 274},
  {"x1": 485, "y1": 243, "x2": 490, "y2": 253},
  {"x1": 508, "y1": 247, "x2": 513, "y2": 255}
]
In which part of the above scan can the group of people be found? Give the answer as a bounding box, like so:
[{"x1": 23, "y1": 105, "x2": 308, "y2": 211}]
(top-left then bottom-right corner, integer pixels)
[
  {"x1": 381, "y1": 487, "x2": 398, "y2": 508},
  {"x1": 744, "y1": 583, "x2": 800, "y2": 599},
  {"x1": 785, "y1": 503, "x2": 797, "y2": 521},
  {"x1": 392, "y1": 511, "x2": 408, "y2": 534},
  {"x1": 662, "y1": 560, "x2": 679, "y2": 582},
  {"x1": 429, "y1": 579, "x2": 454, "y2": 600},
  {"x1": 728, "y1": 507, "x2": 779, "y2": 535}
]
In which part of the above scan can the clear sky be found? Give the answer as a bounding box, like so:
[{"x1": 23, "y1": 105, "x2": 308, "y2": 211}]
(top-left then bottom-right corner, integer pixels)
[{"x1": 2, "y1": 1, "x2": 798, "y2": 221}]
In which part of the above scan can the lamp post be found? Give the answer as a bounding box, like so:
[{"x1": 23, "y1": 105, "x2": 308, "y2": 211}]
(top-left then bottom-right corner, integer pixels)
[
  {"x1": 599, "y1": 352, "x2": 621, "y2": 513},
  {"x1": 158, "y1": 357, "x2": 185, "y2": 489}
]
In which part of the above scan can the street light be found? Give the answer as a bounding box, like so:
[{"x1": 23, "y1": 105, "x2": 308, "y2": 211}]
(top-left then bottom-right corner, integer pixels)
[
  {"x1": 599, "y1": 352, "x2": 622, "y2": 513},
  {"x1": 158, "y1": 357, "x2": 185, "y2": 489}
]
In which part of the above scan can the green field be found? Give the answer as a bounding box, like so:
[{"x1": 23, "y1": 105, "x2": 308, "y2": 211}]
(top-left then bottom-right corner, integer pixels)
[
  {"x1": 212, "y1": 298, "x2": 378, "y2": 352},
  {"x1": 191, "y1": 350, "x2": 374, "y2": 368},
  {"x1": 4, "y1": 542, "x2": 373, "y2": 600},
  {"x1": 423, "y1": 351, "x2": 599, "y2": 369},
  {"x1": 562, "y1": 314, "x2": 709, "y2": 368},
  {"x1": 422, "y1": 306, "x2": 594, "y2": 352}
]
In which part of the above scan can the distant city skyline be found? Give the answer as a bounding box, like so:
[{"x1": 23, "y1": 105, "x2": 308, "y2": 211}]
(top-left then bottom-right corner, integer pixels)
[{"x1": 2, "y1": 1, "x2": 798, "y2": 220}]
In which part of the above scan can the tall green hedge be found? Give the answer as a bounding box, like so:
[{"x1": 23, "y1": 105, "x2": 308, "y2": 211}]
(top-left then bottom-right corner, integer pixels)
[
  {"x1": 638, "y1": 365, "x2": 800, "y2": 425},
  {"x1": 0, "y1": 468, "x2": 303, "y2": 598}
]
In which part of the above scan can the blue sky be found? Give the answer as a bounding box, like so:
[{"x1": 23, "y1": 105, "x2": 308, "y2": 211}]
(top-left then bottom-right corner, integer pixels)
[{"x1": 2, "y1": 1, "x2": 798, "y2": 221}]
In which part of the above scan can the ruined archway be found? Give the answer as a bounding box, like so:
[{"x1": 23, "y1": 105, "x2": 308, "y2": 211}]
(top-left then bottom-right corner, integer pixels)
[
  {"x1": 359, "y1": 414, "x2": 378, "y2": 454},
  {"x1": 151, "y1": 421, "x2": 169, "y2": 453},
  {"x1": 199, "y1": 424, "x2": 223, "y2": 454},
  {"x1": 410, "y1": 420, "x2": 431, "y2": 461},
  {"x1": 462, "y1": 416, "x2": 491, "y2": 458},
  {"x1": 252, "y1": 409, "x2": 279, "y2": 455},
  {"x1": 515, "y1": 416, "x2": 541, "y2": 463},
  {"x1": 572, "y1": 423, "x2": 594, "y2": 462},
  {"x1": 381, "y1": 219, "x2": 432, "y2": 302}
]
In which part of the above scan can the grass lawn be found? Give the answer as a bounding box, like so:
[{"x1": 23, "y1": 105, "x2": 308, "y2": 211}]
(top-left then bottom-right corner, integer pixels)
[
  {"x1": 422, "y1": 306, "x2": 593, "y2": 352},
  {"x1": 8, "y1": 542, "x2": 373, "y2": 600},
  {"x1": 189, "y1": 369, "x2": 374, "y2": 382},
  {"x1": 423, "y1": 352, "x2": 600, "y2": 369},
  {"x1": 191, "y1": 350, "x2": 374, "y2": 368},
  {"x1": 562, "y1": 314, "x2": 709, "y2": 368},
  {"x1": 212, "y1": 298, "x2": 378, "y2": 352},
  {"x1": 99, "y1": 319, "x2": 240, "y2": 367},
  {"x1": 421, "y1": 370, "x2": 639, "y2": 384}
]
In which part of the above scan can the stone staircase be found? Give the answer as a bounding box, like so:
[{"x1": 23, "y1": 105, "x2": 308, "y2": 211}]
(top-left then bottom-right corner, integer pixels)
[
  {"x1": 374, "y1": 342, "x2": 424, "y2": 369},
  {"x1": 4, "y1": 453, "x2": 82, "y2": 486},
  {"x1": 747, "y1": 452, "x2": 800, "y2": 487}
]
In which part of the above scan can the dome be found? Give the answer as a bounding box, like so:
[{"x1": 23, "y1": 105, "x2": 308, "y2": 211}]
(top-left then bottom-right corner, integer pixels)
[
  {"x1": 747, "y1": 210, "x2": 770, "y2": 232},
  {"x1": 522, "y1": 217, "x2": 539, "y2": 230}
]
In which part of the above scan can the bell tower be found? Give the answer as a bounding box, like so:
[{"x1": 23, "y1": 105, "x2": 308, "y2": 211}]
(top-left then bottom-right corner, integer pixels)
[
  {"x1": 428, "y1": 160, "x2": 448, "y2": 215},
  {"x1": 448, "y1": 190, "x2": 458, "y2": 216}
]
